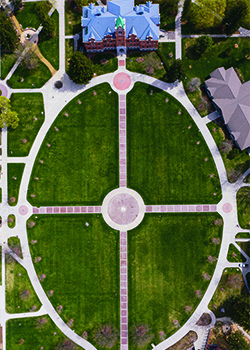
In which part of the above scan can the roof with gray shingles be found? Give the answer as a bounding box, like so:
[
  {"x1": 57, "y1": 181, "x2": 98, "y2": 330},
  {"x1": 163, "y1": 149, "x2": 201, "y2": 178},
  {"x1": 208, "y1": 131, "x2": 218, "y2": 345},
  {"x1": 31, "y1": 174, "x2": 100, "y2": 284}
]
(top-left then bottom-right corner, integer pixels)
[{"x1": 205, "y1": 67, "x2": 250, "y2": 150}]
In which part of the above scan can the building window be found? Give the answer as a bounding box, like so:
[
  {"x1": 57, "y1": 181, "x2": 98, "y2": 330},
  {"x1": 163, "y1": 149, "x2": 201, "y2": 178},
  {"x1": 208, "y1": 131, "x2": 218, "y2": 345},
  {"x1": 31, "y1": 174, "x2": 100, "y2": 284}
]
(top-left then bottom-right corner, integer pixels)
[{"x1": 85, "y1": 27, "x2": 88, "y2": 35}]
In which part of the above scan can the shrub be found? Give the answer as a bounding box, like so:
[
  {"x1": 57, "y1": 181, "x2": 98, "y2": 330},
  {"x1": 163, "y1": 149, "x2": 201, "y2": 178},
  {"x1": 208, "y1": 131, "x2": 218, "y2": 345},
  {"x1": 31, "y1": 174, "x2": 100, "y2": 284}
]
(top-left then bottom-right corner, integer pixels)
[{"x1": 94, "y1": 324, "x2": 119, "y2": 348}]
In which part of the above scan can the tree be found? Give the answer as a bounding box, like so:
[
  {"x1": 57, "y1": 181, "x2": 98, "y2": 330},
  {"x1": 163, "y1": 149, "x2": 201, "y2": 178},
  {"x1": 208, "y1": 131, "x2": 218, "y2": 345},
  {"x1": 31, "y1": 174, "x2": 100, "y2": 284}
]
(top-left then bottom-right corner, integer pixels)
[
  {"x1": 227, "y1": 331, "x2": 250, "y2": 350},
  {"x1": 10, "y1": 0, "x2": 22, "y2": 12},
  {"x1": 223, "y1": 0, "x2": 248, "y2": 36},
  {"x1": 189, "y1": 0, "x2": 226, "y2": 29},
  {"x1": 231, "y1": 296, "x2": 250, "y2": 331},
  {"x1": 74, "y1": 0, "x2": 90, "y2": 9},
  {"x1": 68, "y1": 51, "x2": 94, "y2": 85},
  {"x1": 0, "y1": 11, "x2": 18, "y2": 52},
  {"x1": 167, "y1": 59, "x2": 185, "y2": 83},
  {"x1": 182, "y1": 0, "x2": 192, "y2": 22},
  {"x1": 0, "y1": 96, "x2": 19, "y2": 129},
  {"x1": 195, "y1": 35, "x2": 213, "y2": 56},
  {"x1": 15, "y1": 44, "x2": 39, "y2": 69},
  {"x1": 42, "y1": 15, "x2": 56, "y2": 38}
]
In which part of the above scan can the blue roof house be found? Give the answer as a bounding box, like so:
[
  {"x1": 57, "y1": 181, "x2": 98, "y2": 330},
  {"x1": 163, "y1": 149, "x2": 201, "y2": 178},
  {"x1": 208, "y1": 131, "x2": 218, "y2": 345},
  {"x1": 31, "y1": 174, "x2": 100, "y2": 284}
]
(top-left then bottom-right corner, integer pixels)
[{"x1": 81, "y1": 0, "x2": 160, "y2": 53}]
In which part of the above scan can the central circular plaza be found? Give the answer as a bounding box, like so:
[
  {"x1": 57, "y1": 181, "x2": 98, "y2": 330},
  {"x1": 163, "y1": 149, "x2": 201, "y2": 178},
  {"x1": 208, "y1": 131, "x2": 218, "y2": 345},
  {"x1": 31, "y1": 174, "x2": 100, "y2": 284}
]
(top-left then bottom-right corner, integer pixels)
[
  {"x1": 113, "y1": 72, "x2": 131, "y2": 90},
  {"x1": 102, "y1": 188, "x2": 145, "y2": 230}
]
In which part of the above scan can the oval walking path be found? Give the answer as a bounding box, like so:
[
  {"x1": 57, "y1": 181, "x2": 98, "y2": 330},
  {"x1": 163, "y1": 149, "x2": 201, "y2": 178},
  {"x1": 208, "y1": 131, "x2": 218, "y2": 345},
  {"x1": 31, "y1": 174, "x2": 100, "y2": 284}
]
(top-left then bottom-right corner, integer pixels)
[{"x1": 1, "y1": 3, "x2": 249, "y2": 348}]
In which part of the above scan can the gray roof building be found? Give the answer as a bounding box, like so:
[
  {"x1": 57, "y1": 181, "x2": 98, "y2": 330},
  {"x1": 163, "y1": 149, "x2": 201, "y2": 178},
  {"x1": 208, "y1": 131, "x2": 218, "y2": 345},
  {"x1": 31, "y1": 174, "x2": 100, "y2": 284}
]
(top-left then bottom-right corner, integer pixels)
[{"x1": 205, "y1": 67, "x2": 250, "y2": 150}]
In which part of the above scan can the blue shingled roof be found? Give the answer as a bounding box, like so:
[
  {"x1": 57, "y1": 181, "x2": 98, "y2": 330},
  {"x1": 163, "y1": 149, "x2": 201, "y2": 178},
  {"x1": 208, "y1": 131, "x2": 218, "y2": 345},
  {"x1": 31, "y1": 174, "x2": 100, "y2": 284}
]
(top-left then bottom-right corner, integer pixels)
[{"x1": 81, "y1": 0, "x2": 159, "y2": 42}]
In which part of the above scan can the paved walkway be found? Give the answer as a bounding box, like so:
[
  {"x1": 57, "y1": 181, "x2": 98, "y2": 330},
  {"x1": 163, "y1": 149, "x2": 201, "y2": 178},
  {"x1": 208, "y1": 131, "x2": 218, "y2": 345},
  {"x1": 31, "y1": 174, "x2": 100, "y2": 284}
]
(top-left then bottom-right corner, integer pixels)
[
  {"x1": 1, "y1": 2, "x2": 250, "y2": 349},
  {"x1": 119, "y1": 94, "x2": 127, "y2": 187},
  {"x1": 145, "y1": 204, "x2": 217, "y2": 213},
  {"x1": 120, "y1": 231, "x2": 128, "y2": 350},
  {"x1": 202, "y1": 110, "x2": 220, "y2": 124},
  {"x1": 175, "y1": 0, "x2": 184, "y2": 59}
]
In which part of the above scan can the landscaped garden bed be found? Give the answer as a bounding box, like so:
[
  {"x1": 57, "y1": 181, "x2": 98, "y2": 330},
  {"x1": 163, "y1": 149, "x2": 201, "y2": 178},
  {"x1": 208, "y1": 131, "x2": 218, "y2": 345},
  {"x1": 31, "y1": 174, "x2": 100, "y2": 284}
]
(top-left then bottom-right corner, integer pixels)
[
  {"x1": 127, "y1": 83, "x2": 222, "y2": 205},
  {"x1": 126, "y1": 43, "x2": 175, "y2": 80},
  {"x1": 28, "y1": 84, "x2": 119, "y2": 207},
  {"x1": 207, "y1": 122, "x2": 250, "y2": 183},
  {"x1": 128, "y1": 212, "x2": 223, "y2": 344},
  {"x1": 208, "y1": 268, "x2": 248, "y2": 318}
]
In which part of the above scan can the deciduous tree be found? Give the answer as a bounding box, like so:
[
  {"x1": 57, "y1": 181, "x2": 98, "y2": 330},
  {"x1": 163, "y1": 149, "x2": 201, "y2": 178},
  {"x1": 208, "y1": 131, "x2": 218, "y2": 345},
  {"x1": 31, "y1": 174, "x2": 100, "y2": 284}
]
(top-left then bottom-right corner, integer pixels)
[
  {"x1": 189, "y1": 0, "x2": 226, "y2": 29},
  {"x1": 0, "y1": 11, "x2": 18, "y2": 52},
  {"x1": 68, "y1": 51, "x2": 94, "y2": 85},
  {"x1": 0, "y1": 96, "x2": 19, "y2": 129}
]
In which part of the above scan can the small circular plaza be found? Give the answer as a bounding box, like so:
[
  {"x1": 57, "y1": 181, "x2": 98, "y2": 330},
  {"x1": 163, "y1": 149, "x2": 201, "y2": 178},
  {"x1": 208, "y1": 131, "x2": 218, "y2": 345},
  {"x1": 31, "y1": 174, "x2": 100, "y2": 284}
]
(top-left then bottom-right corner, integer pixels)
[
  {"x1": 113, "y1": 72, "x2": 131, "y2": 90},
  {"x1": 102, "y1": 188, "x2": 145, "y2": 230}
]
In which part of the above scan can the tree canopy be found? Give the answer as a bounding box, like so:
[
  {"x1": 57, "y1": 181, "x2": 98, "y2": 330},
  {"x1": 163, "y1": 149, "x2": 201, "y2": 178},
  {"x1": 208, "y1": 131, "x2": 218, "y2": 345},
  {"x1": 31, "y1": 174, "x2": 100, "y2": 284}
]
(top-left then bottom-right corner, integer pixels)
[
  {"x1": 195, "y1": 35, "x2": 213, "y2": 56},
  {"x1": 0, "y1": 11, "x2": 18, "y2": 52},
  {"x1": 0, "y1": 96, "x2": 19, "y2": 129},
  {"x1": 223, "y1": 0, "x2": 249, "y2": 35},
  {"x1": 189, "y1": 0, "x2": 226, "y2": 29},
  {"x1": 68, "y1": 51, "x2": 94, "y2": 85},
  {"x1": 167, "y1": 59, "x2": 186, "y2": 83}
]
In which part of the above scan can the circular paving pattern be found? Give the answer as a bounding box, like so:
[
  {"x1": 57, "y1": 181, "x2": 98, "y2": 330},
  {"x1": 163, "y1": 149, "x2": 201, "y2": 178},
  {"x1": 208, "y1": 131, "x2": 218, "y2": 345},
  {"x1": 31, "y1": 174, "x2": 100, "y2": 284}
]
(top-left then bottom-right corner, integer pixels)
[
  {"x1": 222, "y1": 203, "x2": 232, "y2": 213},
  {"x1": 18, "y1": 205, "x2": 29, "y2": 215},
  {"x1": 108, "y1": 193, "x2": 139, "y2": 225},
  {"x1": 102, "y1": 188, "x2": 145, "y2": 230},
  {"x1": 113, "y1": 72, "x2": 131, "y2": 90}
]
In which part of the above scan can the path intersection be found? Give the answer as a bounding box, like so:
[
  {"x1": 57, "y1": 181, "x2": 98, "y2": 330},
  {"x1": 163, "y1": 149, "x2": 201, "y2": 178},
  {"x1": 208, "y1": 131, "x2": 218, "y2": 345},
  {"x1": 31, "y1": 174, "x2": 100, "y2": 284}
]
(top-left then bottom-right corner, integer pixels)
[{"x1": 0, "y1": 0, "x2": 250, "y2": 349}]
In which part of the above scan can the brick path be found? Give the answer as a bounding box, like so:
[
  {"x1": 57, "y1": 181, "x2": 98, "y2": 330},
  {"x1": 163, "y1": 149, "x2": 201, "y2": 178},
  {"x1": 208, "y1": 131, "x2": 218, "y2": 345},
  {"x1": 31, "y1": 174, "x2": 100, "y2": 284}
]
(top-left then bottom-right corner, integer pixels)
[
  {"x1": 145, "y1": 204, "x2": 217, "y2": 213},
  {"x1": 119, "y1": 94, "x2": 127, "y2": 187},
  {"x1": 33, "y1": 206, "x2": 102, "y2": 214},
  {"x1": 120, "y1": 231, "x2": 128, "y2": 350}
]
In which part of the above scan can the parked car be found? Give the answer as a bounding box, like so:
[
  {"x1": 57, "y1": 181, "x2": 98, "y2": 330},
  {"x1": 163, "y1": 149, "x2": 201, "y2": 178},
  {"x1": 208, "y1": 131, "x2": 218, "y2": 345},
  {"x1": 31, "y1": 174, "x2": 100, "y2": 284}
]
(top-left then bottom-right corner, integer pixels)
[{"x1": 239, "y1": 263, "x2": 249, "y2": 267}]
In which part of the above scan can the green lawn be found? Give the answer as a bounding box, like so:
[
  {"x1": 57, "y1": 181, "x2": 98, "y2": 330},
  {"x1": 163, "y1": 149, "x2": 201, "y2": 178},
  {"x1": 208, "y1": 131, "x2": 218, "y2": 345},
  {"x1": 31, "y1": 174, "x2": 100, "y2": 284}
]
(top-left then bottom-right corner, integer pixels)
[
  {"x1": 8, "y1": 237, "x2": 22, "y2": 257},
  {"x1": 207, "y1": 123, "x2": 250, "y2": 183},
  {"x1": 127, "y1": 83, "x2": 222, "y2": 205},
  {"x1": 227, "y1": 243, "x2": 246, "y2": 263},
  {"x1": 65, "y1": 39, "x2": 74, "y2": 73},
  {"x1": 7, "y1": 164, "x2": 25, "y2": 207},
  {"x1": 92, "y1": 53, "x2": 118, "y2": 76},
  {"x1": 126, "y1": 43, "x2": 175, "y2": 81},
  {"x1": 65, "y1": 1, "x2": 82, "y2": 35},
  {"x1": 208, "y1": 268, "x2": 248, "y2": 318},
  {"x1": 128, "y1": 213, "x2": 222, "y2": 347},
  {"x1": 183, "y1": 37, "x2": 250, "y2": 83},
  {"x1": 7, "y1": 215, "x2": 16, "y2": 229},
  {"x1": 5, "y1": 258, "x2": 42, "y2": 314},
  {"x1": 27, "y1": 214, "x2": 120, "y2": 344},
  {"x1": 39, "y1": 10, "x2": 59, "y2": 71},
  {"x1": 0, "y1": 53, "x2": 16, "y2": 80},
  {"x1": 235, "y1": 232, "x2": 250, "y2": 239},
  {"x1": 244, "y1": 173, "x2": 250, "y2": 183},
  {"x1": 8, "y1": 93, "x2": 45, "y2": 157},
  {"x1": 237, "y1": 187, "x2": 250, "y2": 229},
  {"x1": 7, "y1": 60, "x2": 52, "y2": 89},
  {"x1": 183, "y1": 37, "x2": 250, "y2": 115},
  {"x1": 15, "y1": 2, "x2": 42, "y2": 30},
  {"x1": 237, "y1": 241, "x2": 250, "y2": 258},
  {"x1": 7, "y1": 316, "x2": 79, "y2": 350},
  {"x1": 28, "y1": 84, "x2": 119, "y2": 207}
]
